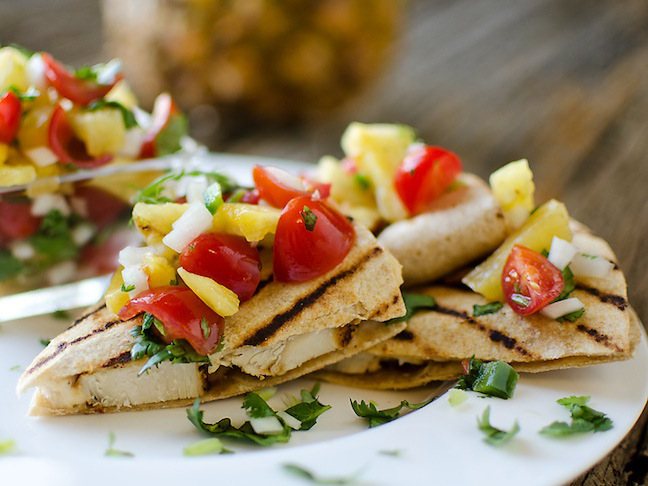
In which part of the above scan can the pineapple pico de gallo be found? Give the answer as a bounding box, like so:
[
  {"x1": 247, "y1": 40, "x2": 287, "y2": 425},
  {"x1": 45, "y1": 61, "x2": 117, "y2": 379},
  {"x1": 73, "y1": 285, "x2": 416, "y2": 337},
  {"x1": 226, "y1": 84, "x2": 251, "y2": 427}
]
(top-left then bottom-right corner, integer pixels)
[
  {"x1": 317, "y1": 122, "x2": 615, "y2": 323},
  {"x1": 105, "y1": 165, "x2": 353, "y2": 362},
  {"x1": 0, "y1": 45, "x2": 188, "y2": 287}
]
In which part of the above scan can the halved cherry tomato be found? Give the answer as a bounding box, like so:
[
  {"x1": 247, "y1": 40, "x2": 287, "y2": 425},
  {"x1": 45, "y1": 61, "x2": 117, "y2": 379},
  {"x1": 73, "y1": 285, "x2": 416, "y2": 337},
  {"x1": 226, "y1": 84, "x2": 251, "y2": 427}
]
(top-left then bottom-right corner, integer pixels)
[
  {"x1": 253, "y1": 166, "x2": 331, "y2": 208},
  {"x1": 119, "y1": 286, "x2": 224, "y2": 355},
  {"x1": 74, "y1": 186, "x2": 129, "y2": 230},
  {"x1": 139, "y1": 93, "x2": 181, "y2": 159},
  {"x1": 0, "y1": 198, "x2": 42, "y2": 240},
  {"x1": 179, "y1": 233, "x2": 261, "y2": 302},
  {"x1": 0, "y1": 91, "x2": 21, "y2": 144},
  {"x1": 394, "y1": 145, "x2": 462, "y2": 215},
  {"x1": 502, "y1": 245, "x2": 564, "y2": 316},
  {"x1": 273, "y1": 195, "x2": 355, "y2": 283},
  {"x1": 239, "y1": 189, "x2": 260, "y2": 205},
  {"x1": 42, "y1": 53, "x2": 122, "y2": 106},
  {"x1": 48, "y1": 104, "x2": 113, "y2": 168}
]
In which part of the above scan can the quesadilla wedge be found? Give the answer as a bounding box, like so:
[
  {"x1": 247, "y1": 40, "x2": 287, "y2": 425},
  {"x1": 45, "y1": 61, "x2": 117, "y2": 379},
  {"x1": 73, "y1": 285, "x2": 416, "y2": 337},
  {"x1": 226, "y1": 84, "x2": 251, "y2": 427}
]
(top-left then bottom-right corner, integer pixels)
[
  {"x1": 316, "y1": 122, "x2": 507, "y2": 285},
  {"x1": 316, "y1": 221, "x2": 637, "y2": 389},
  {"x1": 17, "y1": 168, "x2": 406, "y2": 415}
]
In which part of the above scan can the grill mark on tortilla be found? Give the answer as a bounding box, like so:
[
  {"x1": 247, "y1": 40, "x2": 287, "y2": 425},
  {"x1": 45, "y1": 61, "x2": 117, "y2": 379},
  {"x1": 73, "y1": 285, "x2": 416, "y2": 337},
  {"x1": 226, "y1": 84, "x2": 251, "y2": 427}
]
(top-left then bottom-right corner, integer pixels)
[
  {"x1": 576, "y1": 324, "x2": 622, "y2": 351},
  {"x1": 394, "y1": 330, "x2": 415, "y2": 341},
  {"x1": 337, "y1": 325, "x2": 356, "y2": 348},
  {"x1": 102, "y1": 351, "x2": 132, "y2": 368},
  {"x1": 242, "y1": 246, "x2": 383, "y2": 346},
  {"x1": 26, "y1": 319, "x2": 122, "y2": 374},
  {"x1": 67, "y1": 303, "x2": 108, "y2": 330},
  {"x1": 431, "y1": 305, "x2": 532, "y2": 357},
  {"x1": 578, "y1": 285, "x2": 627, "y2": 311}
]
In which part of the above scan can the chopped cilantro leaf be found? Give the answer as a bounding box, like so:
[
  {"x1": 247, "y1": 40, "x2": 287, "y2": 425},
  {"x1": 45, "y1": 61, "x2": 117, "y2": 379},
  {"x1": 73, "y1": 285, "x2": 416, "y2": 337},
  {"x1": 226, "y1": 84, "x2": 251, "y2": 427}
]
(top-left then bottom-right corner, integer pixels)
[
  {"x1": 351, "y1": 397, "x2": 432, "y2": 428},
  {"x1": 133, "y1": 170, "x2": 238, "y2": 205},
  {"x1": 104, "y1": 432, "x2": 134, "y2": 457},
  {"x1": 477, "y1": 406, "x2": 520, "y2": 446},
  {"x1": 8, "y1": 85, "x2": 40, "y2": 101},
  {"x1": 130, "y1": 313, "x2": 209, "y2": 375},
  {"x1": 386, "y1": 292, "x2": 436, "y2": 324},
  {"x1": 300, "y1": 206, "x2": 318, "y2": 232},
  {"x1": 282, "y1": 464, "x2": 363, "y2": 485},
  {"x1": 187, "y1": 383, "x2": 330, "y2": 446},
  {"x1": 52, "y1": 309, "x2": 71, "y2": 320},
  {"x1": 169, "y1": 277, "x2": 180, "y2": 286},
  {"x1": 0, "y1": 249, "x2": 22, "y2": 282},
  {"x1": 30, "y1": 210, "x2": 78, "y2": 265},
  {"x1": 40, "y1": 338, "x2": 50, "y2": 347},
  {"x1": 74, "y1": 65, "x2": 98, "y2": 81},
  {"x1": 554, "y1": 266, "x2": 575, "y2": 302},
  {"x1": 154, "y1": 113, "x2": 188, "y2": 156},
  {"x1": 120, "y1": 283, "x2": 135, "y2": 293},
  {"x1": 379, "y1": 449, "x2": 402, "y2": 457},
  {"x1": 473, "y1": 301, "x2": 503, "y2": 316},
  {"x1": 8, "y1": 365, "x2": 20, "y2": 372},
  {"x1": 540, "y1": 395, "x2": 612, "y2": 437},
  {"x1": 87, "y1": 100, "x2": 138, "y2": 129},
  {"x1": 353, "y1": 173, "x2": 371, "y2": 190}
]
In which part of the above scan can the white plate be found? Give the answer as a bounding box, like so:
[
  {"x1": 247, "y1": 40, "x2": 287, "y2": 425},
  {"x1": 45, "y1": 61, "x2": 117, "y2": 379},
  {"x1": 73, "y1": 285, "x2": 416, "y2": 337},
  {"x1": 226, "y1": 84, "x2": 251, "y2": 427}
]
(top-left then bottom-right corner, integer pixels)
[{"x1": 1, "y1": 155, "x2": 646, "y2": 486}]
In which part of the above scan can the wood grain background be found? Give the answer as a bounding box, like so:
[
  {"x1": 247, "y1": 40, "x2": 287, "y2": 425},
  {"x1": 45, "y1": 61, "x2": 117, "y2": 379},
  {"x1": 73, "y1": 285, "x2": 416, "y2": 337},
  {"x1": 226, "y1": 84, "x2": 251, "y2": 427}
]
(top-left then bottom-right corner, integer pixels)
[{"x1": 2, "y1": 0, "x2": 647, "y2": 483}]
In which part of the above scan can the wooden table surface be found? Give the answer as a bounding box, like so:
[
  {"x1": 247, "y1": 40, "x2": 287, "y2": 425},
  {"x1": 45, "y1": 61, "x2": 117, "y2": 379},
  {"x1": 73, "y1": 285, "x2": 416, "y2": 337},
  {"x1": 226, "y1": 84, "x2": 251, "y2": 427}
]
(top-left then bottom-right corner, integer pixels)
[{"x1": 2, "y1": 0, "x2": 647, "y2": 483}]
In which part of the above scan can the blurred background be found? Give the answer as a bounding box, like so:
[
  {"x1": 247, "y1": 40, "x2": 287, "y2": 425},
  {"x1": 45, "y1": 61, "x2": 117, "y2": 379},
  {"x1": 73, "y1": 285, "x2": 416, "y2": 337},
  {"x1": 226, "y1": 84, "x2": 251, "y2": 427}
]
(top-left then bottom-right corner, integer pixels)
[{"x1": 1, "y1": 0, "x2": 648, "y2": 319}]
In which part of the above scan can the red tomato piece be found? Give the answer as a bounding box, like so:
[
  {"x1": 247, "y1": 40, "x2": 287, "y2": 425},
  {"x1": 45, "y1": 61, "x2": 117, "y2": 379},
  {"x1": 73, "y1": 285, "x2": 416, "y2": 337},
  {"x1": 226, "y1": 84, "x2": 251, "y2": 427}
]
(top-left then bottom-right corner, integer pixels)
[
  {"x1": 0, "y1": 91, "x2": 22, "y2": 144},
  {"x1": 179, "y1": 233, "x2": 261, "y2": 302},
  {"x1": 0, "y1": 198, "x2": 42, "y2": 240},
  {"x1": 252, "y1": 166, "x2": 330, "y2": 208},
  {"x1": 42, "y1": 53, "x2": 122, "y2": 106},
  {"x1": 239, "y1": 189, "x2": 260, "y2": 205},
  {"x1": 502, "y1": 245, "x2": 565, "y2": 316},
  {"x1": 73, "y1": 185, "x2": 128, "y2": 229},
  {"x1": 394, "y1": 145, "x2": 462, "y2": 215},
  {"x1": 80, "y1": 227, "x2": 137, "y2": 276},
  {"x1": 139, "y1": 93, "x2": 181, "y2": 159},
  {"x1": 119, "y1": 286, "x2": 224, "y2": 355},
  {"x1": 273, "y1": 195, "x2": 355, "y2": 283},
  {"x1": 48, "y1": 104, "x2": 113, "y2": 168}
]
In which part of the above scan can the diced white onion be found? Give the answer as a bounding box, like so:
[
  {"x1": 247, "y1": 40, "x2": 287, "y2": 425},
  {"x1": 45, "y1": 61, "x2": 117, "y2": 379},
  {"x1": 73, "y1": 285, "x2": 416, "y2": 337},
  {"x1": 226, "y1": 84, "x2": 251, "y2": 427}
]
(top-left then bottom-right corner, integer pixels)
[
  {"x1": 46, "y1": 261, "x2": 77, "y2": 285},
  {"x1": 71, "y1": 224, "x2": 95, "y2": 246},
  {"x1": 133, "y1": 107, "x2": 152, "y2": 132},
  {"x1": 570, "y1": 253, "x2": 614, "y2": 279},
  {"x1": 277, "y1": 411, "x2": 302, "y2": 430},
  {"x1": 95, "y1": 59, "x2": 122, "y2": 86},
  {"x1": 540, "y1": 297, "x2": 584, "y2": 320},
  {"x1": 175, "y1": 176, "x2": 208, "y2": 198},
  {"x1": 249, "y1": 416, "x2": 284, "y2": 435},
  {"x1": 10, "y1": 241, "x2": 35, "y2": 260},
  {"x1": 162, "y1": 202, "x2": 213, "y2": 253},
  {"x1": 118, "y1": 245, "x2": 161, "y2": 267},
  {"x1": 25, "y1": 146, "x2": 58, "y2": 167},
  {"x1": 121, "y1": 264, "x2": 149, "y2": 299},
  {"x1": 26, "y1": 54, "x2": 47, "y2": 90},
  {"x1": 264, "y1": 167, "x2": 306, "y2": 191},
  {"x1": 547, "y1": 236, "x2": 578, "y2": 271},
  {"x1": 118, "y1": 127, "x2": 146, "y2": 158},
  {"x1": 31, "y1": 194, "x2": 70, "y2": 217},
  {"x1": 186, "y1": 180, "x2": 209, "y2": 205}
]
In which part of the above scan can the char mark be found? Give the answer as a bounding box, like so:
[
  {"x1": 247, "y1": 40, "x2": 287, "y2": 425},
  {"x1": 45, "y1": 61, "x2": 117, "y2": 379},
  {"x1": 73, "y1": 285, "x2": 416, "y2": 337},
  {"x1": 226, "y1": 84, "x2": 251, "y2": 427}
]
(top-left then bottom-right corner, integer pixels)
[
  {"x1": 578, "y1": 286, "x2": 627, "y2": 311},
  {"x1": 242, "y1": 246, "x2": 383, "y2": 346},
  {"x1": 337, "y1": 325, "x2": 356, "y2": 348},
  {"x1": 67, "y1": 303, "x2": 108, "y2": 330},
  {"x1": 576, "y1": 324, "x2": 621, "y2": 351},
  {"x1": 26, "y1": 319, "x2": 122, "y2": 375},
  {"x1": 393, "y1": 330, "x2": 414, "y2": 341},
  {"x1": 433, "y1": 305, "x2": 531, "y2": 357},
  {"x1": 102, "y1": 351, "x2": 132, "y2": 368}
]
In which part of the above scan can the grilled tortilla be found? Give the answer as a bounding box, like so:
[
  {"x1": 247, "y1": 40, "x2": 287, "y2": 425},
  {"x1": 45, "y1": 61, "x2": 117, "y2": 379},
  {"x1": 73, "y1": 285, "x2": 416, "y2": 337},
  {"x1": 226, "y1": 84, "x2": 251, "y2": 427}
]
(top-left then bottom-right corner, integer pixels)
[
  {"x1": 377, "y1": 173, "x2": 507, "y2": 286},
  {"x1": 17, "y1": 223, "x2": 406, "y2": 415},
  {"x1": 316, "y1": 222, "x2": 638, "y2": 389}
]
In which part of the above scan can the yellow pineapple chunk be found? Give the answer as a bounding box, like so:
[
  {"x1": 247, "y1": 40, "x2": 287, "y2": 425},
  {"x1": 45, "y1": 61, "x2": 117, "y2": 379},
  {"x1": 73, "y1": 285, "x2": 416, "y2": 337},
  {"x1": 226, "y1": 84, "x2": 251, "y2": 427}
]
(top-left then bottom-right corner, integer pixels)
[
  {"x1": 212, "y1": 203, "x2": 281, "y2": 242},
  {"x1": 105, "y1": 80, "x2": 138, "y2": 109},
  {"x1": 105, "y1": 269, "x2": 130, "y2": 316},
  {"x1": 70, "y1": 108, "x2": 126, "y2": 157},
  {"x1": 317, "y1": 155, "x2": 375, "y2": 208},
  {"x1": 462, "y1": 199, "x2": 572, "y2": 301},
  {"x1": 0, "y1": 163, "x2": 37, "y2": 186},
  {"x1": 178, "y1": 267, "x2": 239, "y2": 317},
  {"x1": 489, "y1": 159, "x2": 535, "y2": 230},
  {"x1": 0, "y1": 47, "x2": 29, "y2": 92},
  {"x1": 18, "y1": 106, "x2": 54, "y2": 149},
  {"x1": 143, "y1": 254, "x2": 176, "y2": 288},
  {"x1": 132, "y1": 202, "x2": 188, "y2": 241},
  {"x1": 341, "y1": 122, "x2": 414, "y2": 222}
]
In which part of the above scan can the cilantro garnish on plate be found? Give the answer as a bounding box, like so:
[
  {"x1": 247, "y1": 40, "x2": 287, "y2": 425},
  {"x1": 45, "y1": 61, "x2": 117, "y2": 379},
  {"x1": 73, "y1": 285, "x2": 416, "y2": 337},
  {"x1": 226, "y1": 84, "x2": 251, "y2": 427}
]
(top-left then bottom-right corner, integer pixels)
[
  {"x1": 350, "y1": 397, "x2": 433, "y2": 428},
  {"x1": 540, "y1": 396, "x2": 613, "y2": 437},
  {"x1": 477, "y1": 406, "x2": 520, "y2": 446}
]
